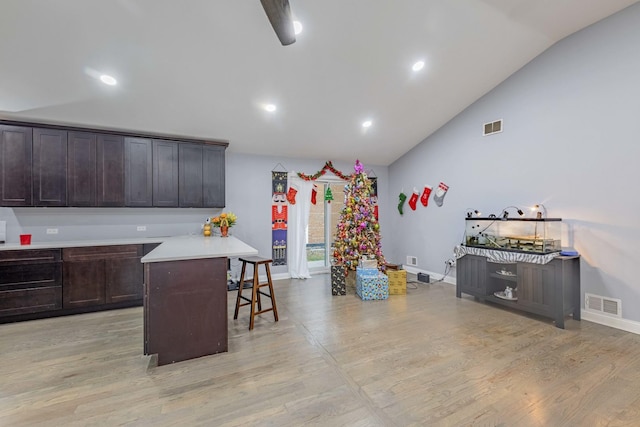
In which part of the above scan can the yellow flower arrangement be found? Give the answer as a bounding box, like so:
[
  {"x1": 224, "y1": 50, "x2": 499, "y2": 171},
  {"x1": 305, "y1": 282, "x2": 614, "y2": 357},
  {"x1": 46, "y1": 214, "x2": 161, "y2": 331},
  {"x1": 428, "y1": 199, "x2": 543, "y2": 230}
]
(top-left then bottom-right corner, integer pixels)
[{"x1": 211, "y1": 212, "x2": 237, "y2": 228}]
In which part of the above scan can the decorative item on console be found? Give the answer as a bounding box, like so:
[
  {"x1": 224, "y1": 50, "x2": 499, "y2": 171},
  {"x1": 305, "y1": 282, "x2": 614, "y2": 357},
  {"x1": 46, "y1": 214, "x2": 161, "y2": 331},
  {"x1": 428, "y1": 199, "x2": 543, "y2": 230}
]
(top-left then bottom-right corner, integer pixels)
[
  {"x1": 211, "y1": 212, "x2": 238, "y2": 237},
  {"x1": 463, "y1": 205, "x2": 561, "y2": 254},
  {"x1": 532, "y1": 203, "x2": 548, "y2": 219}
]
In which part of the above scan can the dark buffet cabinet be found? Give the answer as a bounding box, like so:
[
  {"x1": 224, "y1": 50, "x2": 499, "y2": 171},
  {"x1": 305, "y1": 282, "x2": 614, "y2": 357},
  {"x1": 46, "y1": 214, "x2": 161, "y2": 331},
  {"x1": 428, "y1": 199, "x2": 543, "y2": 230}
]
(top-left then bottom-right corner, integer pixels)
[
  {"x1": 62, "y1": 245, "x2": 144, "y2": 309},
  {"x1": 0, "y1": 120, "x2": 227, "y2": 208},
  {"x1": 456, "y1": 253, "x2": 581, "y2": 329},
  {"x1": 0, "y1": 249, "x2": 62, "y2": 316}
]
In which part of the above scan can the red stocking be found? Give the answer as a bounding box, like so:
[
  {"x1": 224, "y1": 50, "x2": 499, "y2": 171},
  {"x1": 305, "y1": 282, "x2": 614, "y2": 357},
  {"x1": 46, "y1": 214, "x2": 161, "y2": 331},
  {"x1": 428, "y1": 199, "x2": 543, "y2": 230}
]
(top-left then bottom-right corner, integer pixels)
[
  {"x1": 420, "y1": 185, "x2": 432, "y2": 207},
  {"x1": 408, "y1": 189, "x2": 419, "y2": 210},
  {"x1": 287, "y1": 186, "x2": 298, "y2": 204},
  {"x1": 311, "y1": 184, "x2": 317, "y2": 205}
]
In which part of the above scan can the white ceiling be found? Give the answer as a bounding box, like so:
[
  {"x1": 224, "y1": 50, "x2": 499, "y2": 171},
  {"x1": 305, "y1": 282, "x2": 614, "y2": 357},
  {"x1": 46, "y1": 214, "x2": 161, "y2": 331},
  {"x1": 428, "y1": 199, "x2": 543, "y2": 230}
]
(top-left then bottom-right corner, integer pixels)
[{"x1": 1, "y1": 0, "x2": 637, "y2": 166}]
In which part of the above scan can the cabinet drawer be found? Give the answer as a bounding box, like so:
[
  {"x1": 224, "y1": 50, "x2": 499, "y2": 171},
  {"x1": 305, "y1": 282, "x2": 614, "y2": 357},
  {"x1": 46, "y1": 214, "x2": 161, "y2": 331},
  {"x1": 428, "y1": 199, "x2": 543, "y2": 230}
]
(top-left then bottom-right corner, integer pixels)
[
  {"x1": 0, "y1": 261, "x2": 62, "y2": 289},
  {"x1": 0, "y1": 286, "x2": 62, "y2": 316},
  {"x1": 0, "y1": 249, "x2": 61, "y2": 265},
  {"x1": 63, "y1": 245, "x2": 143, "y2": 261}
]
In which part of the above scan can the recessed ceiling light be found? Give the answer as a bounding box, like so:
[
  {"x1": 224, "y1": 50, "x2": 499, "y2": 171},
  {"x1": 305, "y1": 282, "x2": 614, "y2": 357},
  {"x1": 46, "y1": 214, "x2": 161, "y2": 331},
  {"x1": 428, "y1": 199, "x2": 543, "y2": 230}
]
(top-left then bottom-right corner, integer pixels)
[
  {"x1": 100, "y1": 74, "x2": 117, "y2": 85},
  {"x1": 362, "y1": 120, "x2": 372, "y2": 128},
  {"x1": 293, "y1": 21, "x2": 303, "y2": 35},
  {"x1": 412, "y1": 61, "x2": 425, "y2": 72},
  {"x1": 265, "y1": 104, "x2": 277, "y2": 112}
]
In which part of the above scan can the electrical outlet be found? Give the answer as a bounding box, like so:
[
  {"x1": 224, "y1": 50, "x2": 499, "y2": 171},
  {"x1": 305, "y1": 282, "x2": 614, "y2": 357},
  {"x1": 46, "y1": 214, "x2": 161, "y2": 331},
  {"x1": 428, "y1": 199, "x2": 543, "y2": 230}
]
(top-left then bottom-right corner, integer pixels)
[
  {"x1": 136, "y1": 225, "x2": 147, "y2": 232},
  {"x1": 406, "y1": 256, "x2": 417, "y2": 266},
  {"x1": 46, "y1": 228, "x2": 58, "y2": 235},
  {"x1": 446, "y1": 258, "x2": 456, "y2": 267}
]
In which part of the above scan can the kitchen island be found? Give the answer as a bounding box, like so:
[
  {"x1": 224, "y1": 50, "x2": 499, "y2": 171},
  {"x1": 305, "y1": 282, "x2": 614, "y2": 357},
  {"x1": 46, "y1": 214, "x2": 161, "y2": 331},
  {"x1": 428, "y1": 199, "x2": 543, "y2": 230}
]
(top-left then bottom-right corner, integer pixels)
[{"x1": 141, "y1": 235, "x2": 258, "y2": 366}]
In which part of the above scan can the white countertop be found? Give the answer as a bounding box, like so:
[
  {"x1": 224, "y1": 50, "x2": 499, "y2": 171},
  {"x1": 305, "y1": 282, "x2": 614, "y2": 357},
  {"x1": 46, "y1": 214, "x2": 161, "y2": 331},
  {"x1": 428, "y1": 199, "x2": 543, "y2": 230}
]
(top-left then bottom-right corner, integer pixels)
[
  {"x1": 141, "y1": 235, "x2": 258, "y2": 263},
  {"x1": 0, "y1": 237, "x2": 167, "y2": 251}
]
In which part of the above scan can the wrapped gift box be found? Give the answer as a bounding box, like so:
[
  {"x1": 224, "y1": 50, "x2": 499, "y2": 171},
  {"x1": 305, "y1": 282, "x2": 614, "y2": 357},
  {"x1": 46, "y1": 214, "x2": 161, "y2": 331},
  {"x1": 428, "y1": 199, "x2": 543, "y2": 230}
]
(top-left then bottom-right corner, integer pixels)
[
  {"x1": 356, "y1": 266, "x2": 379, "y2": 277},
  {"x1": 359, "y1": 257, "x2": 378, "y2": 269},
  {"x1": 356, "y1": 271, "x2": 389, "y2": 301},
  {"x1": 330, "y1": 265, "x2": 346, "y2": 296},
  {"x1": 386, "y1": 269, "x2": 407, "y2": 295}
]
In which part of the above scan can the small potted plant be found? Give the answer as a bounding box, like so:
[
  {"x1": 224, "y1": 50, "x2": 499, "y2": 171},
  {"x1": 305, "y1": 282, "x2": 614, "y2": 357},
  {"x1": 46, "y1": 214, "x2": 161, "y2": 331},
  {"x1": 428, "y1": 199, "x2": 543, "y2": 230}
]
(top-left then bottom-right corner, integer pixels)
[{"x1": 211, "y1": 212, "x2": 237, "y2": 237}]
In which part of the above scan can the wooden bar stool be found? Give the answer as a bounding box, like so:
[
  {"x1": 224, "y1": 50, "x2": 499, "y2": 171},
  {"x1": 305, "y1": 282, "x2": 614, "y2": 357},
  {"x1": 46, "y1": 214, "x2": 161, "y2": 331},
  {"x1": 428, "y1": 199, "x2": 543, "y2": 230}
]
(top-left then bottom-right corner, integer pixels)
[{"x1": 234, "y1": 256, "x2": 279, "y2": 330}]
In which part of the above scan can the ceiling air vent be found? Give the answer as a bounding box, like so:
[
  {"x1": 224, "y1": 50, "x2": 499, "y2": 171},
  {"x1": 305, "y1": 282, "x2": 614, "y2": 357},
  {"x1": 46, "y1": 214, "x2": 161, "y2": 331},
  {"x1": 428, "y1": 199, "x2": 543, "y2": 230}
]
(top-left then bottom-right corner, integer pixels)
[
  {"x1": 483, "y1": 119, "x2": 503, "y2": 136},
  {"x1": 585, "y1": 293, "x2": 622, "y2": 317}
]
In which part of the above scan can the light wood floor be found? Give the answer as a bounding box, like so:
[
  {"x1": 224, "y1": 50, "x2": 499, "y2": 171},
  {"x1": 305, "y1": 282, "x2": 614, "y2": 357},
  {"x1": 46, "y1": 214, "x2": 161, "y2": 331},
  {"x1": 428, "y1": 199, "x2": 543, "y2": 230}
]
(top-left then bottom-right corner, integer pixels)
[{"x1": 1, "y1": 276, "x2": 640, "y2": 426}]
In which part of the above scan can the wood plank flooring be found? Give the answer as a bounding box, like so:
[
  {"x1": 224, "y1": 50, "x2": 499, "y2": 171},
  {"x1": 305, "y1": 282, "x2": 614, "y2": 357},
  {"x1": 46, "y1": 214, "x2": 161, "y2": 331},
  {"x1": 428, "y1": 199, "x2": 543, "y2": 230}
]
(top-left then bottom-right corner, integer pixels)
[{"x1": 1, "y1": 275, "x2": 639, "y2": 426}]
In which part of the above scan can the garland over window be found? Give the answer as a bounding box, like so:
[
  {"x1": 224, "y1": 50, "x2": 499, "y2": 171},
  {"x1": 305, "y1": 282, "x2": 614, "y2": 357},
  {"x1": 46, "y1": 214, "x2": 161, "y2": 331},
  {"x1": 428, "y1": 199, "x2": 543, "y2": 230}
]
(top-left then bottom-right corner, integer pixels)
[{"x1": 297, "y1": 161, "x2": 352, "y2": 181}]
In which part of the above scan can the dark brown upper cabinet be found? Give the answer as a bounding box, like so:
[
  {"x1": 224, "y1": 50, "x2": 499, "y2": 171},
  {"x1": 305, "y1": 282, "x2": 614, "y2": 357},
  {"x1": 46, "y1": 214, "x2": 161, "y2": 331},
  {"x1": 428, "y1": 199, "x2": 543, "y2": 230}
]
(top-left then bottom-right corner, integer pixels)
[
  {"x1": 68, "y1": 131, "x2": 97, "y2": 206},
  {"x1": 0, "y1": 120, "x2": 226, "y2": 208},
  {"x1": 203, "y1": 145, "x2": 225, "y2": 208},
  {"x1": 179, "y1": 143, "x2": 204, "y2": 207},
  {"x1": 33, "y1": 128, "x2": 67, "y2": 206},
  {"x1": 179, "y1": 143, "x2": 226, "y2": 208},
  {"x1": 124, "y1": 137, "x2": 153, "y2": 207},
  {"x1": 96, "y1": 134, "x2": 125, "y2": 207},
  {"x1": 0, "y1": 124, "x2": 33, "y2": 206},
  {"x1": 152, "y1": 140, "x2": 179, "y2": 207}
]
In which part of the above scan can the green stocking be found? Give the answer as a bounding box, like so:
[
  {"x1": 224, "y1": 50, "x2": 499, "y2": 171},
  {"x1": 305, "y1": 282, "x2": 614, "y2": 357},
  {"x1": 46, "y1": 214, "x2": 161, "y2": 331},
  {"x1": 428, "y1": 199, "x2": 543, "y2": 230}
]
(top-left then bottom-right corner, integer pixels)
[{"x1": 398, "y1": 192, "x2": 407, "y2": 215}]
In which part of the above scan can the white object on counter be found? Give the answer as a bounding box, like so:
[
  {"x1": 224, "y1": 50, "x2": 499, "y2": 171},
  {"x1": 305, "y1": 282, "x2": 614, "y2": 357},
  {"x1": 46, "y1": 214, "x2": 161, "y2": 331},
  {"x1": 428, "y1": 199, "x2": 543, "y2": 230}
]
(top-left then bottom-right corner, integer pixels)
[{"x1": 141, "y1": 235, "x2": 258, "y2": 263}]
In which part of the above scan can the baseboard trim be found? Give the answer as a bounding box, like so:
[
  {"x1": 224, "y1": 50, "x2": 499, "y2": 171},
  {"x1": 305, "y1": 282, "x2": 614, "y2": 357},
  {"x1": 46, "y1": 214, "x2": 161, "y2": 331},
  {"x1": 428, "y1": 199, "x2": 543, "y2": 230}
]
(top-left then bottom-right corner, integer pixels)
[
  {"x1": 402, "y1": 265, "x2": 456, "y2": 285},
  {"x1": 581, "y1": 311, "x2": 640, "y2": 335}
]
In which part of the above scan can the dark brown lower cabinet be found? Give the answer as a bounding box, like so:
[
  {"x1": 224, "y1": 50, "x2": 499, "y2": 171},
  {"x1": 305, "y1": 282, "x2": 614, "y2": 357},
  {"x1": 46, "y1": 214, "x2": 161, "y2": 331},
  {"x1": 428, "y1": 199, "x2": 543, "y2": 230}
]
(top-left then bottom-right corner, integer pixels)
[
  {"x1": 0, "y1": 249, "x2": 62, "y2": 317},
  {"x1": 63, "y1": 245, "x2": 143, "y2": 309}
]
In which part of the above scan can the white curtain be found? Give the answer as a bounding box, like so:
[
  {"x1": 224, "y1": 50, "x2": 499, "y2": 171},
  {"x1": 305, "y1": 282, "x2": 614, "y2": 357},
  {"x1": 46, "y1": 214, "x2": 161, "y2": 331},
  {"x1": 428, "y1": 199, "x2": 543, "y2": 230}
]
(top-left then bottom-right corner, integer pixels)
[{"x1": 288, "y1": 174, "x2": 314, "y2": 279}]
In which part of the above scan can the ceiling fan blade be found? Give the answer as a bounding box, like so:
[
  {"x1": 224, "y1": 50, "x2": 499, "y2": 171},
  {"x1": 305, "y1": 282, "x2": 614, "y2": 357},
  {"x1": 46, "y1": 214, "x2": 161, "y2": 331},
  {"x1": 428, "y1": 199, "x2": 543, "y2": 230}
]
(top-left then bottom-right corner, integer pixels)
[{"x1": 260, "y1": 0, "x2": 296, "y2": 46}]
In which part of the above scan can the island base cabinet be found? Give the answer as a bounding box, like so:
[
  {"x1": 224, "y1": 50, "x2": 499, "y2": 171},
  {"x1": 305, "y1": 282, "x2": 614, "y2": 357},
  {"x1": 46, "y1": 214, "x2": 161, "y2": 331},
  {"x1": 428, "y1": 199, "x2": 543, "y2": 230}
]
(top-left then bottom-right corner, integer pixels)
[{"x1": 144, "y1": 257, "x2": 228, "y2": 366}]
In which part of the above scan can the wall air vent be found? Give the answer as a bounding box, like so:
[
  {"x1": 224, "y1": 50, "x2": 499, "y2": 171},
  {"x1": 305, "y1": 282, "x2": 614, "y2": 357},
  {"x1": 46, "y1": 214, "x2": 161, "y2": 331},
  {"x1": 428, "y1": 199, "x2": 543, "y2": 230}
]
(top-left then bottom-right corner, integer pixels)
[
  {"x1": 585, "y1": 293, "x2": 622, "y2": 317},
  {"x1": 483, "y1": 119, "x2": 503, "y2": 136},
  {"x1": 406, "y1": 256, "x2": 417, "y2": 266}
]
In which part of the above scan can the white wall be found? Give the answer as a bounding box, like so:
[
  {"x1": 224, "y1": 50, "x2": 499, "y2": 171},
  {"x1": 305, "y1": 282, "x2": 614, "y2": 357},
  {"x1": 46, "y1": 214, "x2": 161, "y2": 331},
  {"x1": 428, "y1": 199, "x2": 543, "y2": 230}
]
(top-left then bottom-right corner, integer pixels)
[{"x1": 387, "y1": 4, "x2": 640, "y2": 323}]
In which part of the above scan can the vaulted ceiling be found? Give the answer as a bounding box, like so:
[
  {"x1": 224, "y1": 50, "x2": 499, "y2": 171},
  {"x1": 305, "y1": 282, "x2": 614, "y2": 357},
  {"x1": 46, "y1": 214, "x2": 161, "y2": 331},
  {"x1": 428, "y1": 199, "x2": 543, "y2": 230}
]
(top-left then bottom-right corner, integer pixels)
[{"x1": 1, "y1": 0, "x2": 637, "y2": 165}]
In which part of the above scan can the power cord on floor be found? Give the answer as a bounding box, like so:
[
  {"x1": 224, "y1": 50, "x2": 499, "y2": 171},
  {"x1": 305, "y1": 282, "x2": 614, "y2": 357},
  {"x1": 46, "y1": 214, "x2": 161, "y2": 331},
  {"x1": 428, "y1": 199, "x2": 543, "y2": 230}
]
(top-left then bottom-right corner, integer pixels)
[{"x1": 430, "y1": 262, "x2": 452, "y2": 284}]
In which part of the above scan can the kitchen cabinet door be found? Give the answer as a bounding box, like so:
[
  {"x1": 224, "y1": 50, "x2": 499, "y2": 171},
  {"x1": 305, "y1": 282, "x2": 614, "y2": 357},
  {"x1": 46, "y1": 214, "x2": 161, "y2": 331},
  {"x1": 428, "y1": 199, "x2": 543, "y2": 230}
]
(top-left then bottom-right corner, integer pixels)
[
  {"x1": 124, "y1": 137, "x2": 153, "y2": 206},
  {"x1": 97, "y1": 134, "x2": 125, "y2": 206},
  {"x1": 33, "y1": 128, "x2": 68, "y2": 206},
  {"x1": 203, "y1": 145, "x2": 225, "y2": 208},
  {"x1": 105, "y1": 255, "x2": 143, "y2": 303},
  {"x1": 68, "y1": 131, "x2": 97, "y2": 206},
  {"x1": 0, "y1": 125, "x2": 32, "y2": 206},
  {"x1": 63, "y1": 258, "x2": 106, "y2": 308},
  {"x1": 179, "y1": 143, "x2": 204, "y2": 207},
  {"x1": 152, "y1": 140, "x2": 179, "y2": 207}
]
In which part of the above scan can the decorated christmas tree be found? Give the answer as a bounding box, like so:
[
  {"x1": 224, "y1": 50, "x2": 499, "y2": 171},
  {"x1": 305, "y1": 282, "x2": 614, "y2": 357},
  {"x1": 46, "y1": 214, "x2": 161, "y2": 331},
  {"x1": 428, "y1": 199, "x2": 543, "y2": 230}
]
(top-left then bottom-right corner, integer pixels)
[{"x1": 333, "y1": 160, "x2": 386, "y2": 271}]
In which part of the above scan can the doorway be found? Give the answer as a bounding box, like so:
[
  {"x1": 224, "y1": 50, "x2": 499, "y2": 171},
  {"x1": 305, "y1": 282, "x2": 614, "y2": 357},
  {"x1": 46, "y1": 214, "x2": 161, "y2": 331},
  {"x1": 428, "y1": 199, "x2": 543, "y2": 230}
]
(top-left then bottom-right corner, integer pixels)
[{"x1": 306, "y1": 182, "x2": 345, "y2": 271}]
